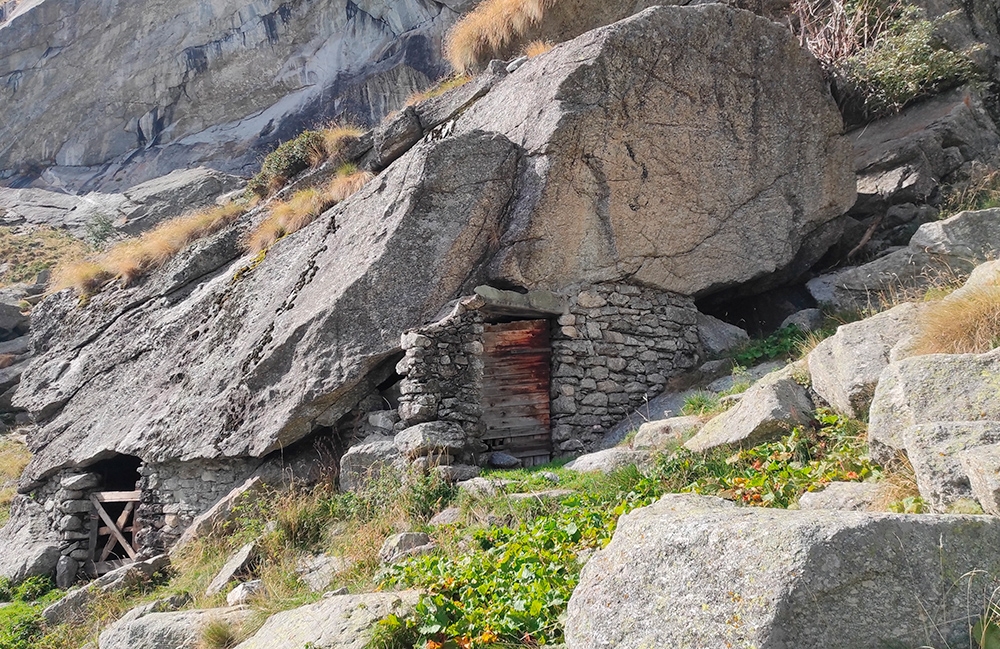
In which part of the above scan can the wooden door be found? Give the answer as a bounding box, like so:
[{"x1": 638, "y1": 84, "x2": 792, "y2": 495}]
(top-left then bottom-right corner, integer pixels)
[
  {"x1": 481, "y1": 320, "x2": 552, "y2": 466},
  {"x1": 87, "y1": 490, "x2": 140, "y2": 576}
]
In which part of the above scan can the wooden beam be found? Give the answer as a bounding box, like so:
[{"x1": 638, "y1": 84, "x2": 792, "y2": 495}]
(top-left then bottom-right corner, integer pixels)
[
  {"x1": 90, "y1": 495, "x2": 137, "y2": 560},
  {"x1": 93, "y1": 490, "x2": 141, "y2": 503}
]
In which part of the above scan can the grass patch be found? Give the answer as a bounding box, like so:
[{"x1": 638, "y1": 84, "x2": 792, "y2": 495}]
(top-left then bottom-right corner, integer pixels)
[
  {"x1": 244, "y1": 166, "x2": 373, "y2": 254},
  {"x1": 445, "y1": 0, "x2": 553, "y2": 74},
  {"x1": 405, "y1": 75, "x2": 472, "y2": 107},
  {"x1": 731, "y1": 325, "x2": 809, "y2": 366},
  {"x1": 911, "y1": 283, "x2": 1000, "y2": 354},
  {"x1": 681, "y1": 391, "x2": 722, "y2": 417},
  {"x1": 198, "y1": 617, "x2": 244, "y2": 649},
  {"x1": 523, "y1": 39, "x2": 553, "y2": 57},
  {"x1": 941, "y1": 165, "x2": 1000, "y2": 216},
  {"x1": 0, "y1": 227, "x2": 89, "y2": 288},
  {"x1": 0, "y1": 438, "x2": 31, "y2": 526},
  {"x1": 793, "y1": 0, "x2": 980, "y2": 125},
  {"x1": 51, "y1": 201, "x2": 248, "y2": 295}
]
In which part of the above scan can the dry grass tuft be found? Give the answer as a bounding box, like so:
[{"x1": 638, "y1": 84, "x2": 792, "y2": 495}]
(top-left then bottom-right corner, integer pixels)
[
  {"x1": 307, "y1": 124, "x2": 365, "y2": 168},
  {"x1": 0, "y1": 226, "x2": 89, "y2": 288},
  {"x1": 0, "y1": 438, "x2": 31, "y2": 526},
  {"x1": 870, "y1": 453, "x2": 926, "y2": 512},
  {"x1": 523, "y1": 39, "x2": 554, "y2": 57},
  {"x1": 198, "y1": 618, "x2": 244, "y2": 649},
  {"x1": 445, "y1": 0, "x2": 554, "y2": 73},
  {"x1": 244, "y1": 167, "x2": 373, "y2": 254},
  {"x1": 0, "y1": 353, "x2": 15, "y2": 369},
  {"x1": 911, "y1": 283, "x2": 1000, "y2": 355},
  {"x1": 50, "y1": 201, "x2": 247, "y2": 295},
  {"x1": 405, "y1": 75, "x2": 473, "y2": 106}
]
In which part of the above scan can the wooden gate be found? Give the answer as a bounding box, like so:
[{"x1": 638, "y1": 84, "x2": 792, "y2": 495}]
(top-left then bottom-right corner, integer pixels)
[
  {"x1": 87, "y1": 490, "x2": 140, "y2": 576},
  {"x1": 481, "y1": 320, "x2": 552, "y2": 466}
]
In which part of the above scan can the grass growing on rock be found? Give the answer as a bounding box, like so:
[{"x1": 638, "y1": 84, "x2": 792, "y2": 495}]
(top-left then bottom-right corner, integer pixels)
[
  {"x1": 911, "y1": 283, "x2": 1000, "y2": 355},
  {"x1": 405, "y1": 75, "x2": 472, "y2": 107},
  {"x1": 51, "y1": 201, "x2": 248, "y2": 295},
  {"x1": 244, "y1": 165, "x2": 373, "y2": 253},
  {"x1": 246, "y1": 124, "x2": 363, "y2": 198},
  {"x1": 0, "y1": 438, "x2": 31, "y2": 526},
  {"x1": 445, "y1": 0, "x2": 554, "y2": 73}
]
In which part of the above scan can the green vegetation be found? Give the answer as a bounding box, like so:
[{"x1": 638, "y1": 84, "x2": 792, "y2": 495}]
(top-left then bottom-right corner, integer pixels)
[
  {"x1": 681, "y1": 391, "x2": 721, "y2": 416},
  {"x1": 731, "y1": 325, "x2": 809, "y2": 366},
  {"x1": 0, "y1": 576, "x2": 61, "y2": 649},
  {"x1": 0, "y1": 227, "x2": 88, "y2": 289},
  {"x1": 794, "y1": 0, "x2": 980, "y2": 125},
  {"x1": 246, "y1": 124, "x2": 363, "y2": 199},
  {"x1": 16, "y1": 410, "x2": 881, "y2": 649}
]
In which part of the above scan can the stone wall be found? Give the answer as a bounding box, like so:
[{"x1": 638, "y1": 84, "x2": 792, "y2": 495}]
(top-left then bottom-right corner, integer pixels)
[
  {"x1": 136, "y1": 458, "x2": 258, "y2": 553},
  {"x1": 549, "y1": 285, "x2": 701, "y2": 453},
  {"x1": 396, "y1": 300, "x2": 486, "y2": 450}
]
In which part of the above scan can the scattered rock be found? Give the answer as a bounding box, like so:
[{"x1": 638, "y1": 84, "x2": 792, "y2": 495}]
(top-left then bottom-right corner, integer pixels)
[
  {"x1": 44, "y1": 555, "x2": 170, "y2": 625},
  {"x1": 960, "y1": 444, "x2": 1000, "y2": 515},
  {"x1": 296, "y1": 554, "x2": 352, "y2": 593},
  {"x1": 434, "y1": 463, "x2": 481, "y2": 482},
  {"x1": 456, "y1": 477, "x2": 513, "y2": 496},
  {"x1": 378, "y1": 532, "x2": 433, "y2": 564},
  {"x1": 507, "y1": 489, "x2": 575, "y2": 501},
  {"x1": 487, "y1": 452, "x2": 522, "y2": 469},
  {"x1": 206, "y1": 543, "x2": 257, "y2": 597},
  {"x1": 807, "y1": 302, "x2": 921, "y2": 419},
  {"x1": 797, "y1": 482, "x2": 880, "y2": 511},
  {"x1": 904, "y1": 422, "x2": 1000, "y2": 510},
  {"x1": 232, "y1": 592, "x2": 420, "y2": 649},
  {"x1": 631, "y1": 416, "x2": 703, "y2": 450},
  {"x1": 780, "y1": 308, "x2": 825, "y2": 332},
  {"x1": 55, "y1": 556, "x2": 79, "y2": 590},
  {"x1": 99, "y1": 605, "x2": 250, "y2": 649},
  {"x1": 685, "y1": 365, "x2": 813, "y2": 452},
  {"x1": 394, "y1": 421, "x2": 466, "y2": 459},
  {"x1": 227, "y1": 580, "x2": 263, "y2": 606},
  {"x1": 429, "y1": 507, "x2": 462, "y2": 526},
  {"x1": 565, "y1": 493, "x2": 1000, "y2": 649},
  {"x1": 339, "y1": 441, "x2": 403, "y2": 493},
  {"x1": 565, "y1": 448, "x2": 650, "y2": 473},
  {"x1": 696, "y1": 313, "x2": 749, "y2": 356}
]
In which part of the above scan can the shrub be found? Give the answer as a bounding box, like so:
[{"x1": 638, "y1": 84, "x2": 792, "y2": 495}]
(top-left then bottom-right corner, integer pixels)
[
  {"x1": 51, "y1": 201, "x2": 247, "y2": 295},
  {"x1": 310, "y1": 124, "x2": 365, "y2": 168},
  {"x1": 445, "y1": 0, "x2": 553, "y2": 73},
  {"x1": 731, "y1": 325, "x2": 808, "y2": 366},
  {"x1": 246, "y1": 131, "x2": 327, "y2": 198},
  {"x1": 911, "y1": 283, "x2": 1000, "y2": 355},
  {"x1": 793, "y1": 0, "x2": 979, "y2": 124}
]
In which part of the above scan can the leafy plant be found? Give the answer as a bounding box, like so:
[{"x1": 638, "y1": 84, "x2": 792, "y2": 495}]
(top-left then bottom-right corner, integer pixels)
[
  {"x1": 13, "y1": 576, "x2": 54, "y2": 602},
  {"x1": 731, "y1": 325, "x2": 807, "y2": 366}
]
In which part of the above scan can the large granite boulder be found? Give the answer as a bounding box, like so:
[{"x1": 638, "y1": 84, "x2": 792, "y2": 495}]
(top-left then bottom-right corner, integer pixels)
[
  {"x1": 453, "y1": 4, "x2": 855, "y2": 296},
  {"x1": 13, "y1": 6, "x2": 853, "y2": 490},
  {"x1": 0, "y1": 0, "x2": 473, "y2": 190},
  {"x1": 233, "y1": 591, "x2": 420, "y2": 649},
  {"x1": 566, "y1": 493, "x2": 1000, "y2": 649},
  {"x1": 807, "y1": 302, "x2": 922, "y2": 419},
  {"x1": 0, "y1": 495, "x2": 60, "y2": 581},
  {"x1": 868, "y1": 348, "x2": 1000, "y2": 463}
]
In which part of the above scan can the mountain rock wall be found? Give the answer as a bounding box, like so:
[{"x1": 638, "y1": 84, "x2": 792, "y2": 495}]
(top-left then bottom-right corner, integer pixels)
[{"x1": 0, "y1": 0, "x2": 474, "y2": 191}]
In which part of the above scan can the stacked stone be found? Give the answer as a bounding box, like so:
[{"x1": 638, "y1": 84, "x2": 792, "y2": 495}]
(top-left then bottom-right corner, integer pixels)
[
  {"x1": 33, "y1": 470, "x2": 101, "y2": 584},
  {"x1": 550, "y1": 284, "x2": 700, "y2": 453},
  {"x1": 396, "y1": 300, "x2": 485, "y2": 441},
  {"x1": 136, "y1": 459, "x2": 254, "y2": 552}
]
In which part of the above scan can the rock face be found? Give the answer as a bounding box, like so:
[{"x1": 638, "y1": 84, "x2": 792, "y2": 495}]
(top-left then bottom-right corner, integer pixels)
[
  {"x1": 454, "y1": 5, "x2": 855, "y2": 296},
  {"x1": 233, "y1": 591, "x2": 420, "y2": 649},
  {"x1": 13, "y1": 6, "x2": 852, "y2": 495},
  {"x1": 565, "y1": 493, "x2": 1000, "y2": 649},
  {"x1": 0, "y1": 0, "x2": 473, "y2": 190},
  {"x1": 0, "y1": 495, "x2": 60, "y2": 581},
  {"x1": 808, "y1": 302, "x2": 921, "y2": 419},
  {"x1": 99, "y1": 605, "x2": 251, "y2": 649}
]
